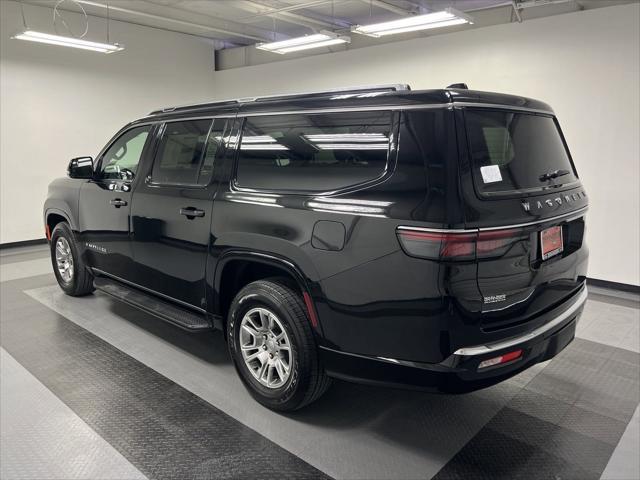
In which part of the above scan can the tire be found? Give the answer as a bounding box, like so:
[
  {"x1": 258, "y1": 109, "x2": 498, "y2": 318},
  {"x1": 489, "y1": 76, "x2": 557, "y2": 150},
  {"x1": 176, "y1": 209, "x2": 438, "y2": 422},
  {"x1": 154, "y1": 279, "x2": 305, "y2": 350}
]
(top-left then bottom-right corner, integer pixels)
[
  {"x1": 227, "y1": 279, "x2": 331, "y2": 411},
  {"x1": 50, "y1": 222, "x2": 95, "y2": 297}
]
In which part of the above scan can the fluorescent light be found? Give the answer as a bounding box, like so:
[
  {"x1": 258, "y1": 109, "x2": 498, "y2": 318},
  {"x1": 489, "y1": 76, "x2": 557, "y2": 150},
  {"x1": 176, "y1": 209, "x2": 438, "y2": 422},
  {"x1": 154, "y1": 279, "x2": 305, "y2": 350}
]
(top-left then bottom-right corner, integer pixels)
[
  {"x1": 352, "y1": 8, "x2": 473, "y2": 37},
  {"x1": 316, "y1": 143, "x2": 389, "y2": 150},
  {"x1": 240, "y1": 145, "x2": 289, "y2": 150},
  {"x1": 305, "y1": 133, "x2": 388, "y2": 142},
  {"x1": 240, "y1": 135, "x2": 289, "y2": 150},
  {"x1": 241, "y1": 135, "x2": 281, "y2": 143},
  {"x1": 12, "y1": 30, "x2": 123, "y2": 53},
  {"x1": 304, "y1": 133, "x2": 389, "y2": 149},
  {"x1": 256, "y1": 30, "x2": 350, "y2": 54}
]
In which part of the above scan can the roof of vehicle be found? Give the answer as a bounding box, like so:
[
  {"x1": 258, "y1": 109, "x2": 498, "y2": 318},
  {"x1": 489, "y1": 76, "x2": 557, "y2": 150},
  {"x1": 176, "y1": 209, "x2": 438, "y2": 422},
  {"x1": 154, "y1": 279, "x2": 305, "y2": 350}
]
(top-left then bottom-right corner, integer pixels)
[{"x1": 139, "y1": 84, "x2": 554, "y2": 124}]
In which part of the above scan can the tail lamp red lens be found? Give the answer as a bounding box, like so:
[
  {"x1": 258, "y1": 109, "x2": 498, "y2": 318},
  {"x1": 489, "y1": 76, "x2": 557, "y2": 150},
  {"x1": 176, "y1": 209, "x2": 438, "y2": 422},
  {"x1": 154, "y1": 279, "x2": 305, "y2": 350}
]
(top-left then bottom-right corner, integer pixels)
[
  {"x1": 478, "y1": 349, "x2": 523, "y2": 370},
  {"x1": 397, "y1": 227, "x2": 525, "y2": 261}
]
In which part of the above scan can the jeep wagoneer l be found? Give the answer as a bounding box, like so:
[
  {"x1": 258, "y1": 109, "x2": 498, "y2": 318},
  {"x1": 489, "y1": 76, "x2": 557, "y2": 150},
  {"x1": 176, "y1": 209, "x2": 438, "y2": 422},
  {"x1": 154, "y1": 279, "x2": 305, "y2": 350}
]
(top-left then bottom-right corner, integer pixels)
[{"x1": 44, "y1": 84, "x2": 588, "y2": 410}]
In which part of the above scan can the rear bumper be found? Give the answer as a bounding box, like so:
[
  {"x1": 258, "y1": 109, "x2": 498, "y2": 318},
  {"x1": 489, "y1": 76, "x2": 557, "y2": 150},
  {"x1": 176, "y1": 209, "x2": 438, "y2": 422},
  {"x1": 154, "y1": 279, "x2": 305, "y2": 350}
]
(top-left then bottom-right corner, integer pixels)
[{"x1": 320, "y1": 285, "x2": 587, "y2": 393}]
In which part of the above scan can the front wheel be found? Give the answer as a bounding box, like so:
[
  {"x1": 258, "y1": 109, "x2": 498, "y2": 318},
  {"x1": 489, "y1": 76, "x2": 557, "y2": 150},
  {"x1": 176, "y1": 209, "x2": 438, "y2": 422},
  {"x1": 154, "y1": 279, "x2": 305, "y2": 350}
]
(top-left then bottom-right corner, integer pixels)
[
  {"x1": 227, "y1": 279, "x2": 330, "y2": 411},
  {"x1": 50, "y1": 222, "x2": 95, "y2": 296}
]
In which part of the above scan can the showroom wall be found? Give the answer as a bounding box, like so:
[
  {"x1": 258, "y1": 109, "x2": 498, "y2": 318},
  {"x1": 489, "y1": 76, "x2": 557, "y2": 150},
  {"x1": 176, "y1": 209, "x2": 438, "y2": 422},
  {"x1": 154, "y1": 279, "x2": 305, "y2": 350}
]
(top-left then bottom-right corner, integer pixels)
[
  {"x1": 1, "y1": 2, "x2": 638, "y2": 286},
  {"x1": 0, "y1": 1, "x2": 216, "y2": 245},
  {"x1": 211, "y1": 3, "x2": 640, "y2": 287}
]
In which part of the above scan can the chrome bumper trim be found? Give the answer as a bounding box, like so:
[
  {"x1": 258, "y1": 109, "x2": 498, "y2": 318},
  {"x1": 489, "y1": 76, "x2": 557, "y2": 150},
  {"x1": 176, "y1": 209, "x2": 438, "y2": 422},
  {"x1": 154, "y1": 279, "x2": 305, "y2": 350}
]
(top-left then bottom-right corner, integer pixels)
[{"x1": 454, "y1": 286, "x2": 588, "y2": 357}]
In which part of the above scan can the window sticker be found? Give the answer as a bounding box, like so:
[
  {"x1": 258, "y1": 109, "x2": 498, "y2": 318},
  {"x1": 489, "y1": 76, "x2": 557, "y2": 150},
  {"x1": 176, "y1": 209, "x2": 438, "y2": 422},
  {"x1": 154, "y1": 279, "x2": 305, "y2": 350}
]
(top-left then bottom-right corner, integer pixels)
[{"x1": 480, "y1": 165, "x2": 503, "y2": 184}]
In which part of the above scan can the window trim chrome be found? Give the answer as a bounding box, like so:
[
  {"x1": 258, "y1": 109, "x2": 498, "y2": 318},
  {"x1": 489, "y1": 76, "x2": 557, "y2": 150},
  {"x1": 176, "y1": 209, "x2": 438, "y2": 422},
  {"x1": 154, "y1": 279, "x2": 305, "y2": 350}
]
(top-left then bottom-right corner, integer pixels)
[
  {"x1": 396, "y1": 206, "x2": 588, "y2": 235},
  {"x1": 453, "y1": 102, "x2": 554, "y2": 115}
]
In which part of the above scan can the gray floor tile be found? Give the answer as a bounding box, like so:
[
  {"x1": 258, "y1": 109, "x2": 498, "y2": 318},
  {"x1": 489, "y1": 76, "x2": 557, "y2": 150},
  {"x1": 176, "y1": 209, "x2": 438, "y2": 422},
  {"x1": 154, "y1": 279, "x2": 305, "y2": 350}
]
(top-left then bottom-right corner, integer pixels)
[
  {"x1": 0, "y1": 257, "x2": 53, "y2": 283},
  {"x1": 601, "y1": 405, "x2": 640, "y2": 480},
  {"x1": 0, "y1": 348, "x2": 147, "y2": 480},
  {"x1": 24, "y1": 284, "x2": 521, "y2": 480},
  {"x1": 0, "y1": 247, "x2": 636, "y2": 480}
]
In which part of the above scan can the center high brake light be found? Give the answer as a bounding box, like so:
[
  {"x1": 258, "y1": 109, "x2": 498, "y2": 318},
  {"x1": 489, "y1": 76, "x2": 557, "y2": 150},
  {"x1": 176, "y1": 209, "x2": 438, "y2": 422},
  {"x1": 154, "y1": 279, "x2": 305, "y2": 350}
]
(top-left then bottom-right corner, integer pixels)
[{"x1": 397, "y1": 227, "x2": 525, "y2": 260}]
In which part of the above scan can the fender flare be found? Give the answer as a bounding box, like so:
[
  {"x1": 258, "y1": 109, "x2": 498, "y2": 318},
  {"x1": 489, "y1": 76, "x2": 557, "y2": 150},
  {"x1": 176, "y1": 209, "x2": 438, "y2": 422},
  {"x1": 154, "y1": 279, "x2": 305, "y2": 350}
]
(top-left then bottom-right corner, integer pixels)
[
  {"x1": 214, "y1": 250, "x2": 310, "y2": 300},
  {"x1": 44, "y1": 208, "x2": 76, "y2": 234},
  {"x1": 213, "y1": 250, "x2": 322, "y2": 332}
]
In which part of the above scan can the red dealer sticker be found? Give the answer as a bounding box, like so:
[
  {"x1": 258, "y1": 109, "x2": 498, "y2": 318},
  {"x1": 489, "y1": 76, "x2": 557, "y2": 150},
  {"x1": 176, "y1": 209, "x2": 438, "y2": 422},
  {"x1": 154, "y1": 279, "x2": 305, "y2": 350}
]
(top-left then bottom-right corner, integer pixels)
[{"x1": 541, "y1": 226, "x2": 563, "y2": 260}]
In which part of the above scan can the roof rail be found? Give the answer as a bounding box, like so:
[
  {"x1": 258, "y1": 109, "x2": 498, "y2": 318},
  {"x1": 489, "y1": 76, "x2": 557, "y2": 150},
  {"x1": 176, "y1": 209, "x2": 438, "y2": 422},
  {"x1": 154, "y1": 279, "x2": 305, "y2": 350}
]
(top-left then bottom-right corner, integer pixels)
[
  {"x1": 240, "y1": 84, "x2": 411, "y2": 102},
  {"x1": 149, "y1": 84, "x2": 411, "y2": 115}
]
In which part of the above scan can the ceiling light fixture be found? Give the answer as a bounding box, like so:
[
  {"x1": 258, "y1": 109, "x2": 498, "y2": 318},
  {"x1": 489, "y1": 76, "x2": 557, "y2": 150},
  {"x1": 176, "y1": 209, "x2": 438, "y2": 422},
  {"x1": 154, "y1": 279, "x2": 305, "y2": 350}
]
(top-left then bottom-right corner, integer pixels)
[
  {"x1": 12, "y1": 30, "x2": 124, "y2": 53},
  {"x1": 256, "y1": 30, "x2": 350, "y2": 54},
  {"x1": 351, "y1": 8, "x2": 473, "y2": 37}
]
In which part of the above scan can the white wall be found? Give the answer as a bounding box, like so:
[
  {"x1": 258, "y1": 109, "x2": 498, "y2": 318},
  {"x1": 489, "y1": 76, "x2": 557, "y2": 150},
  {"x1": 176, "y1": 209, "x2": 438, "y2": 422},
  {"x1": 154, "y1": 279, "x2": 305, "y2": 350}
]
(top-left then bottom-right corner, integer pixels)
[
  {"x1": 0, "y1": 1, "x2": 216, "y2": 244},
  {"x1": 210, "y1": 4, "x2": 640, "y2": 286},
  {"x1": 1, "y1": 2, "x2": 638, "y2": 286}
]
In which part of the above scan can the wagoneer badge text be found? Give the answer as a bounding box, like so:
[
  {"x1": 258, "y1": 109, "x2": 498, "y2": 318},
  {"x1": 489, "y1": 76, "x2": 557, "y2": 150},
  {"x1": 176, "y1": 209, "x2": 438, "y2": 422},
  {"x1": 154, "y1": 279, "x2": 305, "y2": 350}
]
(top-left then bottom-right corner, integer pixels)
[{"x1": 521, "y1": 191, "x2": 587, "y2": 213}]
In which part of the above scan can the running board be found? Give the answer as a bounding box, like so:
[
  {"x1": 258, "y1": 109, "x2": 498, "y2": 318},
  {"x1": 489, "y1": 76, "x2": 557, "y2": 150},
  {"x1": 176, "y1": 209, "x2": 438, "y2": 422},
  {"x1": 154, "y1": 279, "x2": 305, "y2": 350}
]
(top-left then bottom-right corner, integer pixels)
[{"x1": 93, "y1": 276, "x2": 211, "y2": 332}]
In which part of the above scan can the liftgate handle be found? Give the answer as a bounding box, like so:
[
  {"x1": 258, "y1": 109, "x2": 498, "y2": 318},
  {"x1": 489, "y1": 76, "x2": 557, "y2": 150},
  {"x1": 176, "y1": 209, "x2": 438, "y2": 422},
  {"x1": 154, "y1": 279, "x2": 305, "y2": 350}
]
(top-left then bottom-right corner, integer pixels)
[
  {"x1": 179, "y1": 207, "x2": 205, "y2": 218},
  {"x1": 109, "y1": 198, "x2": 128, "y2": 208}
]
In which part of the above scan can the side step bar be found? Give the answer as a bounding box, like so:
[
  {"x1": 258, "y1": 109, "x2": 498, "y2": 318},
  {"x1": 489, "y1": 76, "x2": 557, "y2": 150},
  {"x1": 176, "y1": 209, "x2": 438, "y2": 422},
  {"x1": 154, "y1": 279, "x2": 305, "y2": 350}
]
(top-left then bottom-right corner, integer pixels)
[{"x1": 93, "y1": 276, "x2": 211, "y2": 332}]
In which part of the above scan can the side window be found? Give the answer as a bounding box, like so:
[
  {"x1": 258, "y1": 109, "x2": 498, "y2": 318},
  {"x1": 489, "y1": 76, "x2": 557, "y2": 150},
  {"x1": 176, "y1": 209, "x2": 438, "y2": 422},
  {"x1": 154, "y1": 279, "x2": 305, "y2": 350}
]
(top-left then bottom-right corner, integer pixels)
[
  {"x1": 100, "y1": 126, "x2": 151, "y2": 180},
  {"x1": 235, "y1": 111, "x2": 392, "y2": 192},
  {"x1": 151, "y1": 119, "x2": 220, "y2": 186}
]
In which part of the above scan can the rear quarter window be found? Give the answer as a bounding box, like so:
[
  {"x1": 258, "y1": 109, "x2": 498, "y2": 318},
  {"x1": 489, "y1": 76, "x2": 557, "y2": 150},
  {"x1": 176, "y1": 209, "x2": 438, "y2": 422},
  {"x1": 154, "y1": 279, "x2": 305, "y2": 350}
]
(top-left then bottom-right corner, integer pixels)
[
  {"x1": 235, "y1": 111, "x2": 393, "y2": 193},
  {"x1": 465, "y1": 110, "x2": 578, "y2": 195}
]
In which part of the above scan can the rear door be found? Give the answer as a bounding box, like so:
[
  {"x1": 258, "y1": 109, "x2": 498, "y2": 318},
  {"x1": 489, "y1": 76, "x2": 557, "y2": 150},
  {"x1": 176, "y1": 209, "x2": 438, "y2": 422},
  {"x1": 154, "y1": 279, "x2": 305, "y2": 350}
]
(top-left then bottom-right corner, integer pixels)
[
  {"x1": 129, "y1": 118, "x2": 229, "y2": 309},
  {"x1": 457, "y1": 108, "x2": 589, "y2": 335}
]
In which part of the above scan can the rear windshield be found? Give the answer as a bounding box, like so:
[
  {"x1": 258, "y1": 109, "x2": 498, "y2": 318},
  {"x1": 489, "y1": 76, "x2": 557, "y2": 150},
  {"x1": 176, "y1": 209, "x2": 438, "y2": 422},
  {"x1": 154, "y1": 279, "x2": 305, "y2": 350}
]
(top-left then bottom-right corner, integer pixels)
[{"x1": 465, "y1": 110, "x2": 578, "y2": 195}]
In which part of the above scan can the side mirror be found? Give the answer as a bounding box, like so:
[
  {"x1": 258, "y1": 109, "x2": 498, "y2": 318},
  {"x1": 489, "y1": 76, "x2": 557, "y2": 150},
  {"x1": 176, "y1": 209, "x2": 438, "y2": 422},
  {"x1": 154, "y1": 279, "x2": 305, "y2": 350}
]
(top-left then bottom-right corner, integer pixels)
[{"x1": 68, "y1": 156, "x2": 94, "y2": 179}]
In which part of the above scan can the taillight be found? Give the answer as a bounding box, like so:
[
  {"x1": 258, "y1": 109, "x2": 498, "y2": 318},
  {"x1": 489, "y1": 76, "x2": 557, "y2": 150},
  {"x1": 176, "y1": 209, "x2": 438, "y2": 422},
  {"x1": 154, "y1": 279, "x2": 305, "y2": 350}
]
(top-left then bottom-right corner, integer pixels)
[
  {"x1": 476, "y1": 229, "x2": 523, "y2": 258},
  {"x1": 397, "y1": 230, "x2": 476, "y2": 260},
  {"x1": 397, "y1": 227, "x2": 525, "y2": 261}
]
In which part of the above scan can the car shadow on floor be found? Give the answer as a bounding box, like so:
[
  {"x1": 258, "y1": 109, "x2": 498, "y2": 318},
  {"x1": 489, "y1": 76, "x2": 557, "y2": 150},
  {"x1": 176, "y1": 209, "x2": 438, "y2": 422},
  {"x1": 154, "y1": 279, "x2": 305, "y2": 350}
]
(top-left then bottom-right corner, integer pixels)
[{"x1": 104, "y1": 293, "x2": 522, "y2": 438}]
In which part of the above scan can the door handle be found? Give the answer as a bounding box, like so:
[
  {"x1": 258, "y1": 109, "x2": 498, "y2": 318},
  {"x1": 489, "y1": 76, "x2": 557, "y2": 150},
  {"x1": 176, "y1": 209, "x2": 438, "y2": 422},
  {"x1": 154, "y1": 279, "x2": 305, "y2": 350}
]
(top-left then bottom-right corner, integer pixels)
[
  {"x1": 110, "y1": 198, "x2": 128, "y2": 208},
  {"x1": 179, "y1": 207, "x2": 205, "y2": 218}
]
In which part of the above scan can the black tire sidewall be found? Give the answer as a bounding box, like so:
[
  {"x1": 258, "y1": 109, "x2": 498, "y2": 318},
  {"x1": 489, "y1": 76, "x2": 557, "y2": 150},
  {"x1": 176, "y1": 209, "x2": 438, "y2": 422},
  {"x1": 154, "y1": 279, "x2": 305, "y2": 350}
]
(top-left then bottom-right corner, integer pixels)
[
  {"x1": 228, "y1": 282, "x2": 313, "y2": 410},
  {"x1": 50, "y1": 223, "x2": 80, "y2": 295}
]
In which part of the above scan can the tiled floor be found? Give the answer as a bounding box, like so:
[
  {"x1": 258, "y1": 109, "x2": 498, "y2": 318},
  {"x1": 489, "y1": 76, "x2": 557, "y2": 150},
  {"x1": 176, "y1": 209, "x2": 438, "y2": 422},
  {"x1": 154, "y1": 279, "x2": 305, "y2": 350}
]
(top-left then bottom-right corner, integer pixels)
[{"x1": 1, "y1": 244, "x2": 639, "y2": 480}]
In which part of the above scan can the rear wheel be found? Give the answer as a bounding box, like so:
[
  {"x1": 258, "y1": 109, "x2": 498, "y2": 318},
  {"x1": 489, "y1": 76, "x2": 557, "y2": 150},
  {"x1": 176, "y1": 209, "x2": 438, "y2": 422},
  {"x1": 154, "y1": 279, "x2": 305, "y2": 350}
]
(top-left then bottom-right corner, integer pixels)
[
  {"x1": 227, "y1": 279, "x2": 330, "y2": 411},
  {"x1": 50, "y1": 222, "x2": 94, "y2": 296}
]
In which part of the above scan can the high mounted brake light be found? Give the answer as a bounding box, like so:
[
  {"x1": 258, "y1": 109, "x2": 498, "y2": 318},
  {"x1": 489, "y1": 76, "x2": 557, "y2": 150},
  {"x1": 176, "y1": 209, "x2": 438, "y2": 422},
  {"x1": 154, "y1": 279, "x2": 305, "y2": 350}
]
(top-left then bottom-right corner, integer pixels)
[{"x1": 396, "y1": 227, "x2": 526, "y2": 260}]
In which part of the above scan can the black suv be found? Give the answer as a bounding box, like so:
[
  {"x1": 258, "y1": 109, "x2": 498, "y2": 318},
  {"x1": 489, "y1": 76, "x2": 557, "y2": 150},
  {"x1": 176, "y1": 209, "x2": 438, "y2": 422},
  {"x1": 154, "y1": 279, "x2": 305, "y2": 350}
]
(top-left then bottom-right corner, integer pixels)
[{"x1": 44, "y1": 84, "x2": 588, "y2": 411}]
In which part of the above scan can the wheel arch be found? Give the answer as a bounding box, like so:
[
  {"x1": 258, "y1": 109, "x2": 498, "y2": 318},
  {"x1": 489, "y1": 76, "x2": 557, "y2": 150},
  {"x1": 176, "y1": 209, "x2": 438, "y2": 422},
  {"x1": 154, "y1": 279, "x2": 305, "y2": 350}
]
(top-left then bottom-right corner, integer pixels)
[
  {"x1": 45, "y1": 208, "x2": 75, "y2": 240},
  {"x1": 213, "y1": 251, "x2": 322, "y2": 334}
]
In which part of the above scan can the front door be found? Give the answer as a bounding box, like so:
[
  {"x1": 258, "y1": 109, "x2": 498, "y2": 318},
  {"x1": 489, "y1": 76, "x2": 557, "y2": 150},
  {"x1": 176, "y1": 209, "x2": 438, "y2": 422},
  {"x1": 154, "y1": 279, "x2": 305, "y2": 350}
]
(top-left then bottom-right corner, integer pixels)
[
  {"x1": 130, "y1": 118, "x2": 228, "y2": 309},
  {"x1": 78, "y1": 125, "x2": 153, "y2": 278}
]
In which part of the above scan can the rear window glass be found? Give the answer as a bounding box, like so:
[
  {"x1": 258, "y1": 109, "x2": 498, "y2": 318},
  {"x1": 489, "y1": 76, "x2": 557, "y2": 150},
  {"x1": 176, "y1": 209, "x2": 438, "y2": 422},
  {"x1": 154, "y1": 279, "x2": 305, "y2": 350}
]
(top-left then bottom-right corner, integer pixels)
[
  {"x1": 465, "y1": 110, "x2": 578, "y2": 195},
  {"x1": 235, "y1": 111, "x2": 392, "y2": 192}
]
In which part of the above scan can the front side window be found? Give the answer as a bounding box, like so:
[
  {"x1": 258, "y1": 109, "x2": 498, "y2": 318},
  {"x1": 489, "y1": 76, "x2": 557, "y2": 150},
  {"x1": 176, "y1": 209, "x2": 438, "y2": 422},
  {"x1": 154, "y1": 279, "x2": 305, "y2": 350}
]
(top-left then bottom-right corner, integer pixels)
[
  {"x1": 465, "y1": 110, "x2": 578, "y2": 195},
  {"x1": 100, "y1": 126, "x2": 151, "y2": 180},
  {"x1": 235, "y1": 111, "x2": 393, "y2": 192},
  {"x1": 151, "y1": 119, "x2": 221, "y2": 186}
]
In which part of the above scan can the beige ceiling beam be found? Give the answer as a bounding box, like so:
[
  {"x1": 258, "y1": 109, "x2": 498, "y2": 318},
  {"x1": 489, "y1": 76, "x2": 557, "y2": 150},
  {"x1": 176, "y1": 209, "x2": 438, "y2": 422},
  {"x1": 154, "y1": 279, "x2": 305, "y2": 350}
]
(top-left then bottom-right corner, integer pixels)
[
  {"x1": 37, "y1": 0, "x2": 274, "y2": 42},
  {"x1": 233, "y1": 0, "x2": 349, "y2": 30},
  {"x1": 357, "y1": 0, "x2": 416, "y2": 16}
]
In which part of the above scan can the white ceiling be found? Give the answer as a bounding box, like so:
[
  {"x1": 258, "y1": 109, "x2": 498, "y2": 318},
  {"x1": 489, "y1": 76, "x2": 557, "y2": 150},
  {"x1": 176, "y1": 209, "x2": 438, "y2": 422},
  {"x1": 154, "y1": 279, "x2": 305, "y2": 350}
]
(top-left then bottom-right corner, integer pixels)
[{"x1": 21, "y1": 0, "x2": 638, "y2": 51}]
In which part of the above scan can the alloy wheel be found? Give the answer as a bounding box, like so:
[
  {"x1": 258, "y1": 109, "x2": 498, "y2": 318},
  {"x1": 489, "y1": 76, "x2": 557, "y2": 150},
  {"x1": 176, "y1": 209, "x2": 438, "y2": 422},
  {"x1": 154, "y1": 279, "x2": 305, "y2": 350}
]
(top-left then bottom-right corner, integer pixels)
[
  {"x1": 55, "y1": 237, "x2": 74, "y2": 283},
  {"x1": 239, "y1": 307, "x2": 293, "y2": 389}
]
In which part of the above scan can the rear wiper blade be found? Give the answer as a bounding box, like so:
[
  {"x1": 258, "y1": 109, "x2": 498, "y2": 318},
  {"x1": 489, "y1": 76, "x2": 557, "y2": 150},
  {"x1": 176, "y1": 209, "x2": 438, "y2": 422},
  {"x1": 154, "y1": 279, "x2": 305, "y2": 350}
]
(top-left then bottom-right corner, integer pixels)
[{"x1": 539, "y1": 169, "x2": 570, "y2": 182}]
